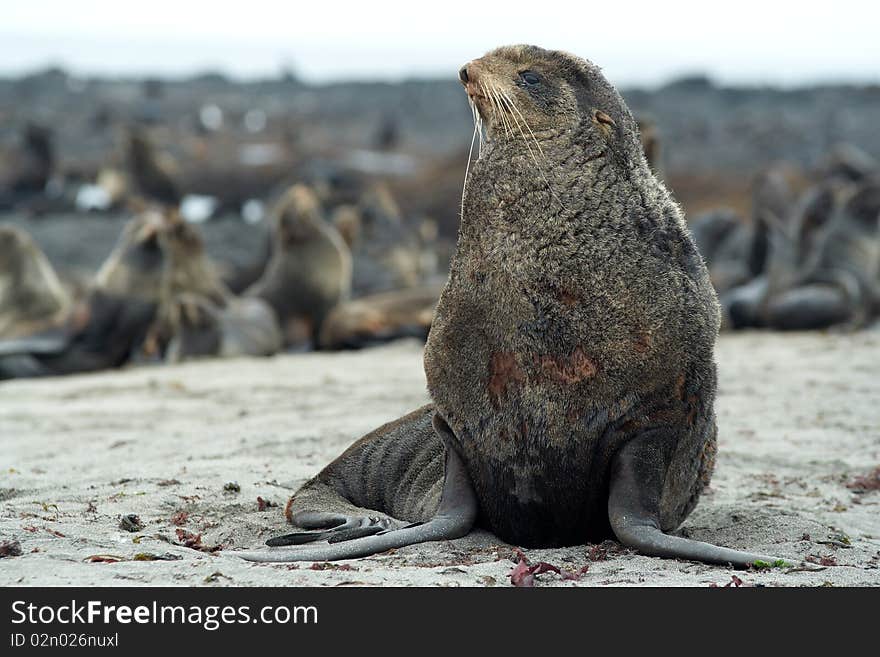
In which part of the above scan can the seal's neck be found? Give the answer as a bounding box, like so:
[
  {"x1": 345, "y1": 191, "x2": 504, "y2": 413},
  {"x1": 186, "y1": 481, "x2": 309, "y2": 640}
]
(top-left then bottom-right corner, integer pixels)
[{"x1": 461, "y1": 124, "x2": 652, "y2": 236}]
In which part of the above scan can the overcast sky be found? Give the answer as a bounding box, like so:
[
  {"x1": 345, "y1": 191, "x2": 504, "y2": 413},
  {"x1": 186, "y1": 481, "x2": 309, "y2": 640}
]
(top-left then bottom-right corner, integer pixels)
[{"x1": 2, "y1": 0, "x2": 878, "y2": 86}]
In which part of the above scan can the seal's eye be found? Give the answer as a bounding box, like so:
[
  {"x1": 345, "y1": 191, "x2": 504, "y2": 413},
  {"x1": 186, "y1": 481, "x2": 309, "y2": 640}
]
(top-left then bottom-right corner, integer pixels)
[{"x1": 519, "y1": 71, "x2": 541, "y2": 86}]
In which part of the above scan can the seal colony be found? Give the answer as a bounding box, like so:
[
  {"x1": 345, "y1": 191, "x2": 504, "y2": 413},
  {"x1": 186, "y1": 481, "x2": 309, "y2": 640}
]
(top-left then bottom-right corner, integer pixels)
[
  {"x1": 95, "y1": 208, "x2": 282, "y2": 361},
  {"x1": 238, "y1": 45, "x2": 785, "y2": 567},
  {"x1": 0, "y1": 223, "x2": 158, "y2": 379}
]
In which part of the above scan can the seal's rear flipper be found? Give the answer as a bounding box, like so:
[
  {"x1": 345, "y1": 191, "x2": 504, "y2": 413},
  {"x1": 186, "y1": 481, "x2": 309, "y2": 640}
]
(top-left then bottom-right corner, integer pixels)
[
  {"x1": 236, "y1": 414, "x2": 477, "y2": 562},
  {"x1": 608, "y1": 433, "x2": 790, "y2": 569}
]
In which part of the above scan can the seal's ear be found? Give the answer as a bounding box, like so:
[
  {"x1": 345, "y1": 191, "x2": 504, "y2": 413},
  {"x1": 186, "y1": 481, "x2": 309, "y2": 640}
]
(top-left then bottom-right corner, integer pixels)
[{"x1": 592, "y1": 109, "x2": 616, "y2": 138}]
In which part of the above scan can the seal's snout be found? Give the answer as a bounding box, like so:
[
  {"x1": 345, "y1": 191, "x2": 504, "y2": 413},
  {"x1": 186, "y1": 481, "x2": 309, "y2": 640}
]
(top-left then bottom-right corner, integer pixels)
[{"x1": 459, "y1": 62, "x2": 485, "y2": 103}]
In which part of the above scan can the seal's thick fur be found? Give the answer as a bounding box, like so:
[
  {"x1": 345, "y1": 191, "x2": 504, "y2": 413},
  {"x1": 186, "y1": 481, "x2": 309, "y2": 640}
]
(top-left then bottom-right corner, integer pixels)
[{"x1": 240, "y1": 46, "x2": 783, "y2": 567}]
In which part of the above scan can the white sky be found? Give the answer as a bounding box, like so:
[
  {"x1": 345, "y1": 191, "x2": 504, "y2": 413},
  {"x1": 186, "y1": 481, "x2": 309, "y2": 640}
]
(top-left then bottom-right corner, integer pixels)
[{"x1": 2, "y1": 0, "x2": 878, "y2": 86}]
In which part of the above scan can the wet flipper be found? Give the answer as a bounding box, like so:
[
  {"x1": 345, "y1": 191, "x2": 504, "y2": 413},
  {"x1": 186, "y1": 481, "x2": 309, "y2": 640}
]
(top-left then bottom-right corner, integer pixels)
[
  {"x1": 608, "y1": 432, "x2": 789, "y2": 569},
  {"x1": 236, "y1": 415, "x2": 477, "y2": 562}
]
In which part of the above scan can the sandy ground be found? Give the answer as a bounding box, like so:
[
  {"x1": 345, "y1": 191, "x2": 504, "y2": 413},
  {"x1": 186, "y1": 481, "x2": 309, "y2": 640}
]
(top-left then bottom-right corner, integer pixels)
[{"x1": 1, "y1": 332, "x2": 878, "y2": 587}]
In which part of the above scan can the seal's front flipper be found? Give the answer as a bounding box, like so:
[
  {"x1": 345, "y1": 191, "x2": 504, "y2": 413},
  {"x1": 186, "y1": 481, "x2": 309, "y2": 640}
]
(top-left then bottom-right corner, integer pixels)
[
  {"x1": 608, "y1": 432, "x2": 788, "y2": 569},
  {"x1": 236, "y1": 414, "x2": 477, "y2": 563}
]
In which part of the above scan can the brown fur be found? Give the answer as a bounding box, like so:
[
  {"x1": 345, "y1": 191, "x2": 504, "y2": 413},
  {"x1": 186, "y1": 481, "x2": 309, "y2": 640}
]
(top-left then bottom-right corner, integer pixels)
[
  {"x1": 344, "y1": 184, "x2": 425, "y2": 295},
  {"x1": 1, "y1": 224, "x2": 157, "y2": 379},
  {"x1": 425, "y1": 45, "x2": 719, "y2": 545},
  {"x1": 0, "y1": 224, "x2": 71, "y2": 338},
  {"x1": 278, "y1": 45, "x2": 721, "y2": 551},
  {"x1": 125, "y1": 128, "x2": 181, "y2": 206},
  {"x1": 96, "y1": 209, "x2": 281, "y2": 359},
  {"x1": 317, "y1": 283, "x2": 442, "y2": 350},
  {"x1": 245, "y1": 184, "x2": 351, "y2": 346}
]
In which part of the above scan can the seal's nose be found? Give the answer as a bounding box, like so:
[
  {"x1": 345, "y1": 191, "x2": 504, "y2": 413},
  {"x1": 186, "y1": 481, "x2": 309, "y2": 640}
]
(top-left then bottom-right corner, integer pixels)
[{"x1": 458, "y1": 66, "x2": 469, "y2": 84}]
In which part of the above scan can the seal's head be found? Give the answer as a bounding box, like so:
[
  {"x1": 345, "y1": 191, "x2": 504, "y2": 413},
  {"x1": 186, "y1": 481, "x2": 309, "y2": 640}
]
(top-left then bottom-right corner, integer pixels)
[
  {"x1": 459, "y1": 45, "x2": 639, "y2": 154},
  {"x1": 95, "y1": 208, "x2": 224, "y2": 305},
  {"x1": 273, "y1": 184, "x2": 327, "y2": 245},
  {"x1": 94, "y1": 210, "x2": 169, "y2": 301},
  {"x1": 161, "y1": 211, "x2": 227, "y2": 305}
]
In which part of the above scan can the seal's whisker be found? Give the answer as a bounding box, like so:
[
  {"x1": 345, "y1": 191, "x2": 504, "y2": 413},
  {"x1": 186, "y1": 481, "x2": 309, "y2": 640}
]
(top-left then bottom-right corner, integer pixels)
[
  {"x1": 489, "y1": 83, "x2": 514, "y2": 139},
  {"x1": 498, "y1": 87, "x2": 546, "y2": 160},
  {"x1": 477, "y1": 105, "x2": 485, "y2": 155},
  {"x1": 486, "y1": 83, "x2": 509, "y2": 138},
  {"x1": 472, "y1": 85, "x2": 487, "y2": 152},
  {"x1": 468, "y1": 97, "x2": 484, "y2": 157},
  {"x1": 461, "y1": 121, "x2": 479, "y2": 220},
  {"x1": 496, "y1": 86, "x2": 516, "y2": 140},
  {"x1": 497, "y1": 90, "x2": 567, "y2": 211},
  {"x1": 475, "y1": 111, "x2": 483, "y2": 156},
  {"x1": 500, "y1": 93, "x2": 541, "y2": 168},
  {"x1": 486, "y1": 85, "x2": 502, "y2": 133},
  {"x1": 479, "y1": 81, "x2": 500, "y2": 141}
]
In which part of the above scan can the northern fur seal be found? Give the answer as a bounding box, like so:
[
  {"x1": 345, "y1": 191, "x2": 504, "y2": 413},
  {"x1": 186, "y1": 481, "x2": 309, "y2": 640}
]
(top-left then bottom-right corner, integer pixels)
[
  {"x1": 164, "y1": 292, "x2": 282, "y2": 361},
  {"x1": 125, "y1": 128, "x2": 182, "y2": 207},
  {"x1": 240, "y1": 46, "x2": 784, "y2": 567},
  {"x1": 695, "y1": 168, "x2": 797, "y2": 328},
  {"x1": 0, "y1": 225, "x2": 71, "y2": 339},
  {"x1": 342, "y1": 184, "x2": 425, "y2": 296},
  {"x1": 318, "y1": 283, "x2": 443, "y2": 350},
  {"x1": 724, "y1": 175, "x2": 880, "y2": 330},
  {"x1": 245, "y1": 184, "x2": 351, "y2": 347},
  {"x1": 96, "y1": 209, "x2": 281, "y2": 360},
  {"x1": 159, "y1": 214, "x2": 282, "y2": 360},
  {"x1": 0, "y1": 226, "x2": 156, "y2": 379},
  {"x1": 721, "y1": 181, "x2": 834, "y2": 329},
  {"x1": 0, "y1": 123, "x2": 54, "y2": 201},
  {"x1": 0, "y1": 289, "x2": 156, "y2": 379},
  {"x1": 762, "y1": 179, "x2": 880, "y2": 329}
]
